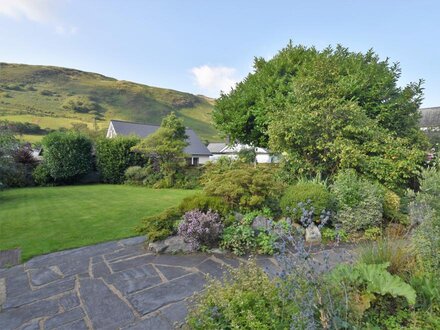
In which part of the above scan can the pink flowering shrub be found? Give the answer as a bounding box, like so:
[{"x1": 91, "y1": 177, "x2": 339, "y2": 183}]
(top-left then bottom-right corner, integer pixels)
[{"x1": 178, "y1": 210, "x2": 223, "y2": 251}]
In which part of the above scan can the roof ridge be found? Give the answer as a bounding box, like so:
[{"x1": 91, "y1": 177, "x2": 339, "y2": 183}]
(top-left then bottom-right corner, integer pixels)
[{"x1": 110, "y1": 119, "x2": 195, "y2": 132}]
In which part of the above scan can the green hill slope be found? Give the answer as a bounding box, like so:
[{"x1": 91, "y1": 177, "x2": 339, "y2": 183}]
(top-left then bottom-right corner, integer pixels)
[{"x1": 0, "y1": 63, "x2": 219, "y2": 142}]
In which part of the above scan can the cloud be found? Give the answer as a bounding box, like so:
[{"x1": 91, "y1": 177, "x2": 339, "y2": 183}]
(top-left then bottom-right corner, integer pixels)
[
  {"x1": 191, "y1": 65, "x2": 238, "y2": 96},
  {"x1": 0, "y1": 0, "x2": 57, "y2": 23},
  {"x1": 0, "y1": 0, "x2": 77, "y2": 35}
]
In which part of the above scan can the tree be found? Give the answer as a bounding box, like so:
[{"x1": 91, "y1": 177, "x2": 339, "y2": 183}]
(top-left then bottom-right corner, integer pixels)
[
  {"x1": 131, "y1": 112, "x2": 188, "y2": 187},
  {"x1": 96, "y1": 136, "x2": 143, "y2": 183},
  {"x1": 214, "y1": 43, "x2": 427, "y2": 189},
  {"x1": 42, "y1": 131, "x2": 93, "y2": 183}
]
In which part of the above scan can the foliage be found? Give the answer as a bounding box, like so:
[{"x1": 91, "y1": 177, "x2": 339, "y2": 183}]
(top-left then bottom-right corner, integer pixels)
[
  {"x1": 41, "y1": 131, "x2": 93, "y2": 183},
  {"x1": 237, "y1": 146, "x2": 256, "y2": 164},
  {"x1": 185, "y1": 260, "x2": 295, "y2": 330},
  {"x1": 32, "y1": 163, "x2": 53, "y2": 186},
  {"x1": 177, "y1": 194, "x2": 230, "y2": 217},
  {"x1": 178, "y1": 210, "x2": 223, "y2": 251},
  {"x1": 332, "y1": 169, "x2": 384, "y2": 232},
  {"x1": 364, "y1": 227, "x2": 382, "y2": 241},
  {"x1": 321, "y1": 227, "x2": 349, "y2": 243},
  {"x1": 214, "y1": 43, "x2": 426, "y2": 189},
  {"x1": 0, "y1": 120, "x2": 48, "y2": 135},
  {"x1": 124, "y1": 166, "x2": 151, "y2": 184},
  {"x1": 220, "y1": 211, "x2": 277, "y2": 255},
  {"x1": 62, "y1": 95, "x2": 99, "y2": 113},
  {"x1": 220, "y1": 224, "x2": 256, "y2": 255},
  {"x1": 132, "y1": 112, "x2": 189, "y2": 187},
  {"x1": 0, "y1": 128, "x2": 19, "y2": 188},
  {"x1": 137, "y1": 207, "x2": 182, "y2": 242},
  {"x1": 280, "y1": 182, "x2": 333, "y2": 221},
  {"x1": 357, "y1": 239, "x2": 418, "y2": 280},
  {"x1": 202, "y1": 163, "x2": 284, "y2": 211},
  {"x1": 410, "y1": 167, "x2": 440, "y2": 274},
  {"x1": 96, "y1": 136, "x2": 142, "y2": 183}
]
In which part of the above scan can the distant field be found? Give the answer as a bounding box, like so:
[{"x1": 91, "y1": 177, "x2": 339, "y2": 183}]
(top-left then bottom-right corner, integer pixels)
[
  {"x1": 0, "y1": 185, "x2": 195, "y2": 261},
  {"x1": 0, "y1": 62, "x2": 220, "y2": 142}
]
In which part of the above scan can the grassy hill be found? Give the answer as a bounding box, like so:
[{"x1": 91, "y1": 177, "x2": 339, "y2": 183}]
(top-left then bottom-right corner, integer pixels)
[{"x1": 0, "y1": 63, "x2": 219, "y2": 142}]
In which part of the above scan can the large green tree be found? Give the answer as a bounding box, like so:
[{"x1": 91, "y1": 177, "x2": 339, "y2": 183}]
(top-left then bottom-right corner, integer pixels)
[
  {"x1": 214, "y1": 43, "x2": 427, "y2": 189},
  {"x1": 132, "y1": 112, "x2": 188, "y2": 186}
]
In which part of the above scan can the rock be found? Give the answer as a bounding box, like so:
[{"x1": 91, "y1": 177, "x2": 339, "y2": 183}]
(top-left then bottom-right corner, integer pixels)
[
  {"x1": 251, "y1": 215, "x2": 270, "y2": 231},
  {"x1": 148, "y1": 236, "x2": 192, "y2": 254},
  {"x1": 305, "y1": 224, "x2": 322, "y2": 243},
  {"x1": 209, "y1": 248, "x2": 226, "y2": 255}
]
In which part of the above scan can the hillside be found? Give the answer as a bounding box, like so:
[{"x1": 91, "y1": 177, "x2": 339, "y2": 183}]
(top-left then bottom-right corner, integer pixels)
[{"x1": 0, "y1": 63, "x2": 219, "y2": 142}]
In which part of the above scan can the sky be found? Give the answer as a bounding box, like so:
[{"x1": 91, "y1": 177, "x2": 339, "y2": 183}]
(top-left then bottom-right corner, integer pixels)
[{"x1": 0, "y1": 0, "x2": 439, "y2": 107}]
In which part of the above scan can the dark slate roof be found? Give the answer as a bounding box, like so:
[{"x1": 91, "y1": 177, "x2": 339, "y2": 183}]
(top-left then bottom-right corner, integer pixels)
[
  {"x1": 420, "y1": 107, "x2": 440, "y2": 127},
  {"x1": 110, "y1": 120, "x2": 211, "y2": 156}
]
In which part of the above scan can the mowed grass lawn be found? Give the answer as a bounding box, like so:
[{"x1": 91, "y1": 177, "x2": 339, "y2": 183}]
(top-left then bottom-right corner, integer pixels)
[{"x1": 0, "y1": 185, "x2": 195, "y2": 261}]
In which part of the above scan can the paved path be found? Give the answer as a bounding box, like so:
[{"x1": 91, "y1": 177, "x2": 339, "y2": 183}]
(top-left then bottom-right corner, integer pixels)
[{"x1": 0, "y1": 237, "x2": 354, "y2": 330}]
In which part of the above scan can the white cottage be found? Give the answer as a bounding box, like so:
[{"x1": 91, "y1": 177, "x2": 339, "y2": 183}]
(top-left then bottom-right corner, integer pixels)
[
  {"x1": 207, "y1": 142, "x2": 277, "y2": 163},
  {"x1": 106, "y1": 120, "x2": 212, "y2": 165}
]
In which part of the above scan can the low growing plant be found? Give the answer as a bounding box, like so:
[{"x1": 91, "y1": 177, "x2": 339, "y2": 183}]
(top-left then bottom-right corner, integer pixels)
[
  {"x1": 178, "y1": 210, "x2": 223, "y2": 251},
  {"x1": 185, "y1": 260, "x2": 296, "y2": 329}
]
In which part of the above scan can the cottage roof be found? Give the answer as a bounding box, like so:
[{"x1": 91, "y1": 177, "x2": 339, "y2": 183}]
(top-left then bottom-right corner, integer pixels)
[
  {"x1": 420, "y1": 107, "x2": 440, "y2": 128},
  {"x1": 109, "y1": 120, "x2": 211, "y2": 156}
]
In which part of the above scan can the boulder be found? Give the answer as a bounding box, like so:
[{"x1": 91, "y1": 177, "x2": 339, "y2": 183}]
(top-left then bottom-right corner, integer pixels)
[
  {"x1": 251, "y1": 215, "x2": 271, "y2": 231},
  {"x1": 305, "y1": 224, "x2": 322, "y2": 243},
  {"x1": 148, "y1": 236, "x2": 192, "y2": 254}
]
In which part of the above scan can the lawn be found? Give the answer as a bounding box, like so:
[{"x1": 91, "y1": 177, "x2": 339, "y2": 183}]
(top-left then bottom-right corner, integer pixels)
[{"x1": 0, "y1": 184, "x2": 195, "y2": 261}]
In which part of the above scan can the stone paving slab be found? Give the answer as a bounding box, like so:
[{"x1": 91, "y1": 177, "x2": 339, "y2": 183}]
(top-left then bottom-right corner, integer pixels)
[{"x1": 0, "y1": 236, "x2": 354, "y2": 329}]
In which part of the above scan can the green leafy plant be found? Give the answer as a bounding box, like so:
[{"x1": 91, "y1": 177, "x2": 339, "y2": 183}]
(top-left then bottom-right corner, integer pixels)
[
  {"x1": 280, "y1": 182, "x2": 333, "y2": 221},
  {"x1": 220, "y1": 224, "x2": 256, "y2": 256},
  {"x1": 332, "y1": 169, "x2": 384, "y2": 232},
  {"x1": 185, "y1": 260, "x2": 295, "y2": 329},
  {"x1": 95, "y1": 136, "x2": 142, "y2": 183},
  {"x1": 136, "y1": 207, "x2": 181, "y2": 242},
  {"x1": 202, "y1": 163, "x2": 284, "y2": 211},
  {"x1": 41, "y1": 131, "x2": 93, "y2": 183},
  {"x1": 364, "y1": 227, "x2": 382, "y2": 241}
]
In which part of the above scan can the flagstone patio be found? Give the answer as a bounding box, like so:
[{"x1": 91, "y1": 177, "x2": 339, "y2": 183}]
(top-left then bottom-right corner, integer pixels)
[{"x1": 0, "y1": 236, "x2": 354, "y2": 329}]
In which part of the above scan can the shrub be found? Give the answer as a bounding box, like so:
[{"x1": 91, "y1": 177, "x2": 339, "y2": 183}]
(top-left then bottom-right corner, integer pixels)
[
  {"x1": 185, "y1": 260, "x2": 295, "y2": 329},
  {"x1": 363, "y1": 227, "x2": 382, "y2": 241},
  {"x1": 32, "y1": 163, "x2": 53, "y2": 186},
  {"x1": 177, "y1": 194, "x2": 229, "y2": 217},
  {"x1": 383, "y1": 188, "x2": 402, "y2": 221},
  {"x1": 178, "y1": 210, "x2": 223, "y2": 251},
  {"x1": 124, "y1": 166, "x2": 151, "y2": 184},
  {"x1": 280, "y1": 182, "x2": 333, "y2": 221},
  {"x1": 220, "y1": 224, "x2": 256, "y2": 255},
  {"x1": 62, "y1": 95, "x2": 98, "y2": 113},
  {"x1": 42, "y1": 131, "x2": 93, "y2": 183},
  {"x1": 202, "y1": 163, "x2": 284, "y2": 211},
  {"x1": 410, "y1": 167, "x2": 440, "y2": 274},
  {"x1": 95, "y1": 136, "x2": 142, "y2": 183},
  {"x1": 136, "y1": 207, "x2": 181, "y2": 242},
  {"x1": 321, "y1": 227, "x2": 349, "y2": 243},
  {"x1": 332, "y1": 169, "x2": 384, "y2": 232}
]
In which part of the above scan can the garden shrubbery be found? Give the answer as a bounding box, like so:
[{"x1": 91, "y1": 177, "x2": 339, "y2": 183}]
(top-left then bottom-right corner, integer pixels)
[
  {"x1": 202, "y1": 162, "x2": 285, "y2": 211},
  {"x1": 178, "y1": 210, "x2": 223, "y2": 251},
  {"x1": 96, "y1": 136, "x2": 143, "y2": 183},
  {"x1": 332, "y1": 169, "x2": 384, "y2": 232},
  {"x1": 280, "y1": 182, "x2": 333, "y2": 221}
]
